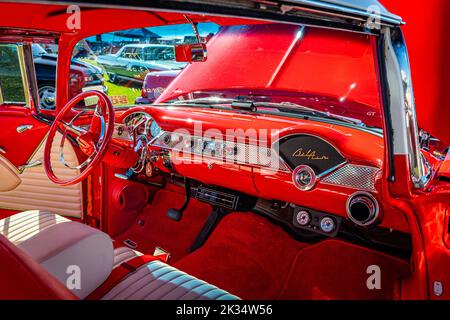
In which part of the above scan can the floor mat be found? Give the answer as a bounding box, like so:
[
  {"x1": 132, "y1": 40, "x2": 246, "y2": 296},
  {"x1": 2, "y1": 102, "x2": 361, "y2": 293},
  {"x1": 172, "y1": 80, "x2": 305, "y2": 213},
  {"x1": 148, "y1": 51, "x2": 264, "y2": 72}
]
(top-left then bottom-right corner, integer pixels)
[
  {"x1": 174, "y1": 212, "x2": 411, "y2": 300},
  {"x1": 174, "y1": 212, "x2": 307, "y2": 300},
  {"x1": 115, "y1": 190, "x2": 212, "y2": 263},
  {"x1": 277, "y1": 240, "x2": 411, "y2": 300}
]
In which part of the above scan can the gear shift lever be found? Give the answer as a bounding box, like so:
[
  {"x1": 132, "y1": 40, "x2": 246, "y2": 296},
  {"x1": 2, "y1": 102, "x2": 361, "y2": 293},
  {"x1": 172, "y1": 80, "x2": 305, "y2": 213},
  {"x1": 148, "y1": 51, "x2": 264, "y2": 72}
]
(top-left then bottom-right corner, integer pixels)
[{"x1": 167, "y1": 178, "x2": 191, "y2": 221}]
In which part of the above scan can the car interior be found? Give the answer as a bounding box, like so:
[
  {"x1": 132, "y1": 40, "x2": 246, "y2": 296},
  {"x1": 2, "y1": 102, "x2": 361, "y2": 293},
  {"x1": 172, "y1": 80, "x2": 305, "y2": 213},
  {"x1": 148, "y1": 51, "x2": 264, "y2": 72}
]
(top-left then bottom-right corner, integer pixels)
[{"x1": 0, "y1": 2, "x2": 448, "y2": 300}]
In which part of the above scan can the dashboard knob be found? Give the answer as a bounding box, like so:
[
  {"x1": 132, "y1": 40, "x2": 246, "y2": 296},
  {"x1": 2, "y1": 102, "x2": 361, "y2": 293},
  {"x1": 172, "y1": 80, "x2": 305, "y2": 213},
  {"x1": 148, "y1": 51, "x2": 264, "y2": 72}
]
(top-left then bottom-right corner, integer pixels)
[
  {"x1": 320, "y1": 217, "x2": 335, "y2": 233},
  {"x1": 296, "y1": 210, "x2": 311, "y2": 226},
  {"x1": 163, "y1": 134, "x2": 172, "y2": 146},
  {"x1": 292, "y1": 165, "x2": 317, "y2": 191}
]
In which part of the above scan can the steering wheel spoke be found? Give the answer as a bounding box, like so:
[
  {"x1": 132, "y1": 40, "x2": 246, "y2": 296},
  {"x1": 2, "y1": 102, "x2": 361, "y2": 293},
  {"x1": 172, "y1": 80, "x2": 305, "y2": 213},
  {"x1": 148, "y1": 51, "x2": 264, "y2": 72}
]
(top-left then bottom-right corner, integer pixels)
[{"x1": 59, "y1": 119, "x2": 88, "y2": 137}]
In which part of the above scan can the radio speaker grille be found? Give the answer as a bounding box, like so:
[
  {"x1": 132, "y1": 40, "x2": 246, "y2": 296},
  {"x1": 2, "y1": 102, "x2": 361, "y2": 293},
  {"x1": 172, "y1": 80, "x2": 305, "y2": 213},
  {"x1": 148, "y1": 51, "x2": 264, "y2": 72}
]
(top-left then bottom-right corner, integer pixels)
[{"x1": 321, "y1": 164, "x2": 379, "y2": 191}]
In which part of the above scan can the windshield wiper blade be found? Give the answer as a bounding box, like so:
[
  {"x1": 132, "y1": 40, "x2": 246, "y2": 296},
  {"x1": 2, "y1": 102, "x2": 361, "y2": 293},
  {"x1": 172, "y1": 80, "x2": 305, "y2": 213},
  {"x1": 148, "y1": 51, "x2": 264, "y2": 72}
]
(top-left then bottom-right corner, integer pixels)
[
  {"x1": 170, "y1": 97, "x2": 235, "y2": 105},
  {"x1": 251, "y1": 101, "x2": 366, "y2": 127},
  {"x1": 167, "y1": 98, "x2": 366, "y2": 127}
]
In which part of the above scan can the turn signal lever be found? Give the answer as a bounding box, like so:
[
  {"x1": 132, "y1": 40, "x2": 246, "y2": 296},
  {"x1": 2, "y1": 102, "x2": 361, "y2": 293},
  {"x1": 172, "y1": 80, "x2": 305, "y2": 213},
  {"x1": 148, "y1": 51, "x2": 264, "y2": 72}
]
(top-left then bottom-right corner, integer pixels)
[{"x1": 167, "y1": 178, "x2": 191, "y2": 222}]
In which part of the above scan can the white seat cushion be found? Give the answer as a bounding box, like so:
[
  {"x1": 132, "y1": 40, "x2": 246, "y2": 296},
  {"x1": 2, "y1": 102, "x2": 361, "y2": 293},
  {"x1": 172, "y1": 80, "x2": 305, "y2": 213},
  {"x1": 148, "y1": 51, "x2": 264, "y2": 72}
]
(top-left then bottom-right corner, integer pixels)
[
  {"x1": 103, "y1": 249, "x2": 239, "y2": 300},
  {"x1": 113, "y1": 245, "x2": 143, "y2": 268},
  {"x1": 0, "y1": 210, "x2": 114, "y2": 299},
  {"x1": 1, "y1": 212, "x2": 238, "y2": 300}
]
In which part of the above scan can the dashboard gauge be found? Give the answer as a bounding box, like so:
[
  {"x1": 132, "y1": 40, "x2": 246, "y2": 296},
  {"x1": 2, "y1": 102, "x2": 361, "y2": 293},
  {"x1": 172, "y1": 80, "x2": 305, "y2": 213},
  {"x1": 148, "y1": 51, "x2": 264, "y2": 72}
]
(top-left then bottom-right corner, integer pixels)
[{"x1": 149, "y1": 120, "x2": 161, "y2": 138}]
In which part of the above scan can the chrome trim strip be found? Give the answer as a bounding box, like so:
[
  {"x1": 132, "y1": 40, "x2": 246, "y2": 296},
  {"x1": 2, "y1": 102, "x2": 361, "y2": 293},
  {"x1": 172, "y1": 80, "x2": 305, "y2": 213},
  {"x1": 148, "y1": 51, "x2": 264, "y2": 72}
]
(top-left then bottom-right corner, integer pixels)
[
  {"x1": 16, "y1": 45, "x2": 31, "y2": 109},
  {"x1": 0, "y1": 81, "x2": 3, "y2": 105},
  {"x1": 279, "y1": 0, "x2": 403, "y2": 26},
  {"x1": 382, "y1": 27, "x2": 429, "y2": 189}
]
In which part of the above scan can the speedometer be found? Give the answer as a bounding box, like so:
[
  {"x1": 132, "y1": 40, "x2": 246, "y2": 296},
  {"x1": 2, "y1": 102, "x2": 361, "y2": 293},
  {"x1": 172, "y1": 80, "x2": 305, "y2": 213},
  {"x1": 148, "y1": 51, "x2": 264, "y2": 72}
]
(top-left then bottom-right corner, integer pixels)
[{"x1": 149, "y1": 120, "x2": 161, "y2": 138}]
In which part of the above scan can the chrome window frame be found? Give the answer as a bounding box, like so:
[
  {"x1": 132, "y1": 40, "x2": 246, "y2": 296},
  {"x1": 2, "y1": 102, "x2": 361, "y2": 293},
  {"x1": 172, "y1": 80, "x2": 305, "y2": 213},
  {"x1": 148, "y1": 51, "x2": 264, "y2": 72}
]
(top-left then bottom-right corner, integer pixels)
[{"x1": 380, "y1": 27, "x2": 430, "y2": 189}]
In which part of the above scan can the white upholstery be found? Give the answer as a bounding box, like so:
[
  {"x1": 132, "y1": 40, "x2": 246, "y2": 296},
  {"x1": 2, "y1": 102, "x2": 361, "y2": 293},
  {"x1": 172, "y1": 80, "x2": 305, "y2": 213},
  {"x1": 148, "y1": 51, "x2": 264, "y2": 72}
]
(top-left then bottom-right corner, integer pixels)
[
  {"x1": 0, "y1": 210, "x2": 114, "y2": 299},
  {"x1": 104, "y1": 248, "x2": 239, "y2": 300},
  {"x1": 0, "y1": 133, "x2": 84, "y2": 218},
  {"x1": 113, "y1": 246, "x2": 142, "y2": 268},
  {"x1": 1, "y1": 211, "x2": 238, "y2": 300}
]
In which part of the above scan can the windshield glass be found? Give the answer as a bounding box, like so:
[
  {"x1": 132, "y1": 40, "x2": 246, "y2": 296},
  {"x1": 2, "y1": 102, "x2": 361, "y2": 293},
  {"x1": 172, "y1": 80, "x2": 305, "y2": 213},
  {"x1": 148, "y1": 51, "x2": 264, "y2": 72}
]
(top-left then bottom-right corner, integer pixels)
[{"x1": 71, "y1": 21, "x2": 382, "y2": 128}]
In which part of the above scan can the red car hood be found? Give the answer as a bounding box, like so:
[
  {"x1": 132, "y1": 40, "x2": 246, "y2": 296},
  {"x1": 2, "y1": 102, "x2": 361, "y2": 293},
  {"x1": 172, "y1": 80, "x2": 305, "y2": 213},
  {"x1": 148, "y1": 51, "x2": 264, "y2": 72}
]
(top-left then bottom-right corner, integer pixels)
[{"x1": 156, "y1": 23, "x2": 383, "y2": 127}]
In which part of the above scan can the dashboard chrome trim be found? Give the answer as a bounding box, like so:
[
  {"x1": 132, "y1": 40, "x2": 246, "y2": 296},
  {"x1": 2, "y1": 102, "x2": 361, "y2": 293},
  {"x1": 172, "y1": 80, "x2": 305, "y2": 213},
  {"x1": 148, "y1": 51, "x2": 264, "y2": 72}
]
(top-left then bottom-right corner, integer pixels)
[
  {"x1": 152, "y1": 131, "x2": 291, "y2": 172},
  {"x1": 321, "y1": 164, "x2": 380, "y2": 192}
]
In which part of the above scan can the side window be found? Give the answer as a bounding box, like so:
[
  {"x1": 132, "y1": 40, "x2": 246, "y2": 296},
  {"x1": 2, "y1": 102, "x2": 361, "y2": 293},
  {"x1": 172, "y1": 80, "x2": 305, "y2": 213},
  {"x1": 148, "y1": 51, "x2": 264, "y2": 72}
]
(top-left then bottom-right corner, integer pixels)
[
  {"x1": 0, "y1": 44, "x2": 26, "y2": 105},
  {"x1": 133, "y1": 48, "x2": 143, "y2": 60},
  {"x1": 120, "y1": 47, "x2": 133, "y2": 58},
  {"x1": 33, "y1": 43, "x2": 59, "y2": 110}
]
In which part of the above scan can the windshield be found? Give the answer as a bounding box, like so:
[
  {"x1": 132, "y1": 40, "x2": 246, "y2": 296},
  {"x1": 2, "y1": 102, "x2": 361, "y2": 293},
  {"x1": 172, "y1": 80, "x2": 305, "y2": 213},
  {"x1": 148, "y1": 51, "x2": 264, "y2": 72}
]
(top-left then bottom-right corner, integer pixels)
[{"x1": 71, "y1": 22, "x2": 382, "y2": 128}]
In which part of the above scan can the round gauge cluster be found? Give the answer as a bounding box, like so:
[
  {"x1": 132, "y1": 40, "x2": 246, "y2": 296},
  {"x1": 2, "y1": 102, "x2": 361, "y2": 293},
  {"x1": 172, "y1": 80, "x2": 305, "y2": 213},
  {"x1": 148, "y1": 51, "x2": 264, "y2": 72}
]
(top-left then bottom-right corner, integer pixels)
[{"x1": 293, "y1": 207, "x2": 341, "y2": 237}]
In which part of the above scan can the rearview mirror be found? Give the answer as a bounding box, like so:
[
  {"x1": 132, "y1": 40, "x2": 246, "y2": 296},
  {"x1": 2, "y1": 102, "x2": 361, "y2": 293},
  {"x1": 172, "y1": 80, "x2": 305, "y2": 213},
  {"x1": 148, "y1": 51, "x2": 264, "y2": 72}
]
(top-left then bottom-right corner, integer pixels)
[{"x1": 175, "y1": 43, "x2": 207, "y2": 63}]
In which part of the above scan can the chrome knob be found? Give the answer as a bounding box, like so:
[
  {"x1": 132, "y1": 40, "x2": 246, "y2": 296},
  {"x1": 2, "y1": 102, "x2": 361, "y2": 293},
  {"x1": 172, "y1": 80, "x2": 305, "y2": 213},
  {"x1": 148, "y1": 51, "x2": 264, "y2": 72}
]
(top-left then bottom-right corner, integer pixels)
[
  {"x1": 296, "y1": 210, "x2": 311, "y2": 226},
  {"x1": 320, "y1": 217, "x2": 335, "y2": 233},
  {"x1": 292, "y1": 165, "x2": 317, "y2": 191}
]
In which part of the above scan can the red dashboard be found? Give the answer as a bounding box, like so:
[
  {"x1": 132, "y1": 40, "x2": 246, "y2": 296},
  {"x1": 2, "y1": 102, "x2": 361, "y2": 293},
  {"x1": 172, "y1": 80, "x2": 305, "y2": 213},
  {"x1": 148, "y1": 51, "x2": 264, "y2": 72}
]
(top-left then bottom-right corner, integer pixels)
[{"x1": 107, "y1": 106, "x2": 410, "y2": 234}]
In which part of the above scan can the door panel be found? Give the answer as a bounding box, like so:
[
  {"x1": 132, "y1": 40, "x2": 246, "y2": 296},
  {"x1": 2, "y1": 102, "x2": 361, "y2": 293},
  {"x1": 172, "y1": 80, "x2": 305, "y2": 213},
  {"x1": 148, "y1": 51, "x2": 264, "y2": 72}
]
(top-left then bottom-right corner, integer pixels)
[
  {"x1": 0, "y1": 132, "x2": 84, "y2": 218},
  {"x1": 0, "y1": 43, "x2": 49, "y2": 168},
  {"x1": 0, "y1": 154, "x2": 20, "y2": 191},
  {"x1": 0, "y1": 105, "x2": 48, "y2": 167}
]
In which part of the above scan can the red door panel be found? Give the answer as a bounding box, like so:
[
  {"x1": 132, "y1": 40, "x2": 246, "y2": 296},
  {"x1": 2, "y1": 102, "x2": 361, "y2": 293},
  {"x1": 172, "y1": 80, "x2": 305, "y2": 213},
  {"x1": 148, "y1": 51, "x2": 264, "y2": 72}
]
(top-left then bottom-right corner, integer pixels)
[{"x1": 0, "y1": 105, "x2": 49, "y2": 168}]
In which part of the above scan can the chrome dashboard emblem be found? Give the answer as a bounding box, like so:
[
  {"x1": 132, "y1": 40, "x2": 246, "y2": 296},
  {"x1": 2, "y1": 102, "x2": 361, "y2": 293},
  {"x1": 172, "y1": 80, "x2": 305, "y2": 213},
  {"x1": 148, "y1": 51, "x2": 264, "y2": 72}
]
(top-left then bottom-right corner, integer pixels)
[
  {"x1": 292, "y1": 165, "x2": 317, "y2": 191},
  {"x1": 292, "y1": 148, "x2": 329, "y2": 160}
]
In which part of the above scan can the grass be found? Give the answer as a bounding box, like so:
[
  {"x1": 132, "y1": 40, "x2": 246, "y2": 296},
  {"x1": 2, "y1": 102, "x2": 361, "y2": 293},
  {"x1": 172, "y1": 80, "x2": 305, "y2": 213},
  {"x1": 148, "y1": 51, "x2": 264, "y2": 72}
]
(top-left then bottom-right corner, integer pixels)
[
  {"x1": 80, "y1": 58, "x2": 142, "y2": 106},
  {"x1": 105, "y1": 81, "x2": 141, "y2": 106}
]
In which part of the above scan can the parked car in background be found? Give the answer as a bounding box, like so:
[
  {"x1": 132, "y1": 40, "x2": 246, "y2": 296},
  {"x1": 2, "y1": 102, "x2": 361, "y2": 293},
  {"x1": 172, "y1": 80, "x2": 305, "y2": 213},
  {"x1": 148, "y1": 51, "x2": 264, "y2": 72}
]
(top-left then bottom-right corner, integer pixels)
[
  {"x1": 97, "y1": 44, "x2": 186, "y2": 85},
  {"x1": 135, "y1": 69, "x2": 180, "y2": 104},
  {"x1": 32, "y1": 44, "x2": 107, "y2": 109}
]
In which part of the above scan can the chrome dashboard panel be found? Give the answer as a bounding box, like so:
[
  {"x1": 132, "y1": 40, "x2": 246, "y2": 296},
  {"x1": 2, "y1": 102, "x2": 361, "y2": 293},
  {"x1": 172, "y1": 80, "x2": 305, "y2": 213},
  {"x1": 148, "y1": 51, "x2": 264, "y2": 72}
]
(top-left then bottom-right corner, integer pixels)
[
  {"x1": 321, "y1": 164, "x2": 380, "y2": 192},
  {"x1": 152, "y1": 131, "x2": 291, "y2": 172}
]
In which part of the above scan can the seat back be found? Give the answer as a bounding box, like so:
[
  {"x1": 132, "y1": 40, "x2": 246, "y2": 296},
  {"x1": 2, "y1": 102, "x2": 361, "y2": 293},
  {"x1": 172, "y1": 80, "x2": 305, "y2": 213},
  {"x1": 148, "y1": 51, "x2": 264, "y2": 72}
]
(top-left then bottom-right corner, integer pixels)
[{"x1": 0, "y1": 233, "x2": 77, "y2": 300}]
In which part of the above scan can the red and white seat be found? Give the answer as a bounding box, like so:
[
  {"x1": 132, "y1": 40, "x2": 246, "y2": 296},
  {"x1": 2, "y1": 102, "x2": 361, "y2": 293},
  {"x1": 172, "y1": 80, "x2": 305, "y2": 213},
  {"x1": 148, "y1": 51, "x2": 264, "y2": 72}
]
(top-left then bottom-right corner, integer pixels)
[{"x1": 0, "y1": 210, "x2": 238, "y2": 300}]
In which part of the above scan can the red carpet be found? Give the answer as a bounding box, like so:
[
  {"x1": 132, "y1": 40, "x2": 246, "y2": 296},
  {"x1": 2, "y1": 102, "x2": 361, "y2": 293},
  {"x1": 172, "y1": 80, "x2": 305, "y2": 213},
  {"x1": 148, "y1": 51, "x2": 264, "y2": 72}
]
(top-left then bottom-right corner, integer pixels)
[
  {"x1": 175, "y1": 212, "x2": 307, "y2": 299},
  {"x1": 278, "y1": 240, "x2": 411, "y2": 300},
  {"x1": 115, "y1": 190, "x2": 212, "y2": 263},
  {"x1": 175, "y1": 212, "x2": 411, "y2": 300}
]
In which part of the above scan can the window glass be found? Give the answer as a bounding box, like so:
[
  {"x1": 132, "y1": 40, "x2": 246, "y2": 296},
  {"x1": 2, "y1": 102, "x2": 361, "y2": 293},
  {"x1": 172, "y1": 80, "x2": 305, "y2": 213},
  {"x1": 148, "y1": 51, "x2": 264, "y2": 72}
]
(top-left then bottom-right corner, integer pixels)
[
  {"x1": 33, "y1": 43, "x2": 59, "y2": 110},
  {"x1": 71, "y1": 22, "x2": 219, "y2": 107},
  {"x1": 0, "y1": 44, "x2": 26, "y2": 104}
]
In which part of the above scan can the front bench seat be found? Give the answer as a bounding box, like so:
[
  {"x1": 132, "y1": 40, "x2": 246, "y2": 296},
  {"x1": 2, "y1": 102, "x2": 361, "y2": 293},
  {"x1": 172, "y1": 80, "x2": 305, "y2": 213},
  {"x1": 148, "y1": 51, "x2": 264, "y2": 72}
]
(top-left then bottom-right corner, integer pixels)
[
  {"x1": 0, "y1": 210, "x2": 238, "y2": 300},
  {"x1": 0, "y1": 210, "x2": 114, "y2": 299},
  {"x1": 106, "y1": 246, "x2": 238, "y2": 300}
]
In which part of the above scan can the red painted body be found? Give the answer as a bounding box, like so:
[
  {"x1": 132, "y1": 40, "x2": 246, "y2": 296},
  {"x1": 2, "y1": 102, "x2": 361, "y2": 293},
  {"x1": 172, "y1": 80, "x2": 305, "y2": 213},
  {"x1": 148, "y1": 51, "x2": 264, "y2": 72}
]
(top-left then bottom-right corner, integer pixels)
[{"x1": 0, "y1": 1, "x2": 448, "y2": 301}]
